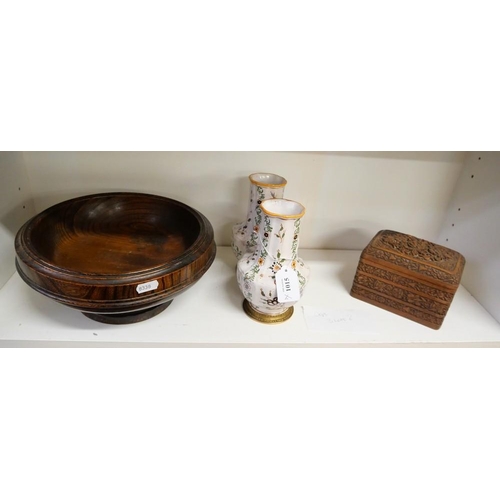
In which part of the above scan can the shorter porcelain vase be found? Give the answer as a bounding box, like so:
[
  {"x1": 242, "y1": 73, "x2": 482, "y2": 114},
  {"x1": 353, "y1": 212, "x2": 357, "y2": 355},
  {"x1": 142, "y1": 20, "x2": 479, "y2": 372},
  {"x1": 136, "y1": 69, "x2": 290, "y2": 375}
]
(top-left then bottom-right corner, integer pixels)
[
  {"x1": 236, "y1": 198, "x2": 310, "y2": 323},
  {"x1": 231, "y1": 173, "x2": 287, "y2": 260}
]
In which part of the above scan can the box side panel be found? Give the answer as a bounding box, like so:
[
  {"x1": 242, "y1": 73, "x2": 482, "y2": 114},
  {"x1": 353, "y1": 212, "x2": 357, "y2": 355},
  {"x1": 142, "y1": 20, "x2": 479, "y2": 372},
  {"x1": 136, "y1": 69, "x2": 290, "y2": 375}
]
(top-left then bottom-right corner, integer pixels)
[
  {"x1": 362, "y1": 241, "x2": 464, "y2": 291},
  {"x1": 351, "y1": 258, "x2": 453, "y2": 330},
  {"x1": 351, "y1": 284, "x2": 444, "y2": 330}
]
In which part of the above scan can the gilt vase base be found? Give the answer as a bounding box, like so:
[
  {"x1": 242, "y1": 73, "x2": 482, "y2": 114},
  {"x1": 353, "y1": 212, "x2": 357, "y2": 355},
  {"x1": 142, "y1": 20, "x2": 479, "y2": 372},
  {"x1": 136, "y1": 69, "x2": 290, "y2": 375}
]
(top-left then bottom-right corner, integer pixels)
[{"x1": 242, "y1": 299, "x2": 294, "y2": 324}]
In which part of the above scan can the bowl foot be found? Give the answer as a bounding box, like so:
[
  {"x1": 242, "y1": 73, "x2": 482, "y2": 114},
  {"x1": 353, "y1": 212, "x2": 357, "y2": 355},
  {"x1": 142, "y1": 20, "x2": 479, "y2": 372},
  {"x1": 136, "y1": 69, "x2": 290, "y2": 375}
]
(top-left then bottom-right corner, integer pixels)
[
  {"x1": 242, "y1": 299, "x2": 294, "y2": 324},
  {"x1": 82, "y1": 301, "x2": 173, "y2": 324}
]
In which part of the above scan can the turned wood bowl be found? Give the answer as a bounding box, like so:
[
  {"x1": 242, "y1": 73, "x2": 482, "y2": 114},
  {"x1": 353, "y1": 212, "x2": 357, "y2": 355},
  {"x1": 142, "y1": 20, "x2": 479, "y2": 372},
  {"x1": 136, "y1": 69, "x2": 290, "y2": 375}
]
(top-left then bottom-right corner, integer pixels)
[{"x1": 15, "y1": 192, "x2": 216, "y2": 324}]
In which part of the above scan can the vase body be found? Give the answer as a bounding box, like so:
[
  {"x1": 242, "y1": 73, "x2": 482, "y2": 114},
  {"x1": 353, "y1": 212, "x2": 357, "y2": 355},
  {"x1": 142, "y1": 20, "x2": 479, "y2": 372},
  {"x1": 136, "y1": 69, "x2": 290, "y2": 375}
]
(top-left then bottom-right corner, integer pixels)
[
  {"x1": 237, "y1": 199, "x2": 309, "y2": 322},
  {"x1": 231, "y1": 173, "x2": 287, "y2": 260}
]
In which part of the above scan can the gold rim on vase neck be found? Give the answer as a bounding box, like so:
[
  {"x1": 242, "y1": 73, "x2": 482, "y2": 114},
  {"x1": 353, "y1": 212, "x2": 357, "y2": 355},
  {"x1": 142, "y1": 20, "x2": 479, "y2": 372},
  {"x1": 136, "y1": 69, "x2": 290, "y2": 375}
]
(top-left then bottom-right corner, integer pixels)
[
  {"x1": 260, "y1": 198, "x2": 306, "y2": 219},
  {"x1": 243, "y1": 300, "x2": 294, "y2": 324},
  {"x1": 249, "y1": 173, "x2": 288, "y2": 189}
]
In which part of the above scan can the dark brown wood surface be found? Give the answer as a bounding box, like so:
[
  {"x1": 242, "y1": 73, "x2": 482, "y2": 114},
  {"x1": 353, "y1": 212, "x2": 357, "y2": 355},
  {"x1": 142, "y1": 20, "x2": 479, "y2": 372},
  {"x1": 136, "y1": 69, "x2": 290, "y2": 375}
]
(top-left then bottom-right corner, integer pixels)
[
  {"x1": 15, "y1": 193, "x2": 216, "y2": 323},
  {"x1": 350, "y1": 230, "x2": 465, "y2": 330}
]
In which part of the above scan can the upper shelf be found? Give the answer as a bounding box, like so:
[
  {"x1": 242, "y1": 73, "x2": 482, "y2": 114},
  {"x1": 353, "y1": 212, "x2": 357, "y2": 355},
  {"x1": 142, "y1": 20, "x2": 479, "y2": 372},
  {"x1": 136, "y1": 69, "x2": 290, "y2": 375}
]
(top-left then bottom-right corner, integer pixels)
[{"x1": 1, "y1": 247, "x2": 499, "y2": 347}]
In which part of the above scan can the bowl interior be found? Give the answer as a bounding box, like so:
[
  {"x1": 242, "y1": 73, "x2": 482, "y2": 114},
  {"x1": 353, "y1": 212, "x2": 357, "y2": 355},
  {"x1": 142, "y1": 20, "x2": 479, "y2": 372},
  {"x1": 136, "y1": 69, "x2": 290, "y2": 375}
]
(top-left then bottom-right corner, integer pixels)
[{"x1": 28, "y1": 194, "x2": 201, "y2": 274}]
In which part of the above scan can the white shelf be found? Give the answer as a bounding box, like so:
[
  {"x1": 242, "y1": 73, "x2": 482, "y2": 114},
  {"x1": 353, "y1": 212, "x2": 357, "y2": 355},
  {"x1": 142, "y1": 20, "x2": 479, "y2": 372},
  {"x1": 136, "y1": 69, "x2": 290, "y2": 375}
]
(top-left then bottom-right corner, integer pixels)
[{"x1": 1, "y1": 247, "x2": 499, "y2": 347}]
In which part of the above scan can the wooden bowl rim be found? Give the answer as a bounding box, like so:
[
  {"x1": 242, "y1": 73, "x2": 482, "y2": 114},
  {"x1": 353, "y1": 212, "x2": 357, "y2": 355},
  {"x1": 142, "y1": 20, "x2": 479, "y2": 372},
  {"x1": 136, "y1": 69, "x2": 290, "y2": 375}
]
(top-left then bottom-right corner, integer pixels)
[{"x1": 15, "y1": 192, "x2": 214, "y2": 283}]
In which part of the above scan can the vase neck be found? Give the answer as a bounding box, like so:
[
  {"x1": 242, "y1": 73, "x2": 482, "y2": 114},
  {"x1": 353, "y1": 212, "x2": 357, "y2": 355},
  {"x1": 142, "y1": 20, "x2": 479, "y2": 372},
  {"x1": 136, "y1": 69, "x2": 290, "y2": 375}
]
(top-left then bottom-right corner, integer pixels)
[
  {"x1": 247, "y1": 182, "x2": 285, "y2": 222},
  {"x1": 259, "y1": 214, "x2": 302, "y2": 262}
]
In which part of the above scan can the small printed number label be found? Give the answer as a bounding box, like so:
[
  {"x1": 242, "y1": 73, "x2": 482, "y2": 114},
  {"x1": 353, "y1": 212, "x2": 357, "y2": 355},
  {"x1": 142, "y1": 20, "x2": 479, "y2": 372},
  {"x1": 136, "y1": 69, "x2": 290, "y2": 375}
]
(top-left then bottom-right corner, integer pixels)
[
  {"x1": 136, "y1": 280, "x2": 159, "y2": 294},
  {"x1": 276, "y1": 268, "x2": 301, "y2": 304}
]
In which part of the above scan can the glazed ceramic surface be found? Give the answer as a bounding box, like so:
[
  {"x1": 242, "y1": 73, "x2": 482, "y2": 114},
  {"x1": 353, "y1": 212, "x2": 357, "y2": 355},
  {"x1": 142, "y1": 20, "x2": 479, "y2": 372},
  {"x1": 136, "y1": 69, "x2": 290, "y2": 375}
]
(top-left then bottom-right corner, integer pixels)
[
  {"x1": 231, "y1": 173, "x2": 287, "y2": 260},
  {"x1": 237, "y1": 198, "x2": 309, "y2": 318}
]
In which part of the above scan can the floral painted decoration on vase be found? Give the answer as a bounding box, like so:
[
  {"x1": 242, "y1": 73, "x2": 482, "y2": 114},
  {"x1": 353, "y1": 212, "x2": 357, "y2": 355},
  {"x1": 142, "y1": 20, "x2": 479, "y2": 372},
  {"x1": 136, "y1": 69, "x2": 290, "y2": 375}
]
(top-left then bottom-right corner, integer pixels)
[
  {"x1": 231, "y1": 173, "x2": 287, "y2": 260},
  {"x1": 236, "y1": 198, "x2": 310, "y2": 323}
]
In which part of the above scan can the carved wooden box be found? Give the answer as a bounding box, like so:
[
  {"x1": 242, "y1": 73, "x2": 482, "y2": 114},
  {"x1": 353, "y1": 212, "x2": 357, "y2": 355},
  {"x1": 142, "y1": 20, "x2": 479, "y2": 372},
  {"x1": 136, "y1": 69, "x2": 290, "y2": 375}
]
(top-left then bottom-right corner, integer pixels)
[{"x1": 350, "y1": 230, "x2": 466, "y2": 330}]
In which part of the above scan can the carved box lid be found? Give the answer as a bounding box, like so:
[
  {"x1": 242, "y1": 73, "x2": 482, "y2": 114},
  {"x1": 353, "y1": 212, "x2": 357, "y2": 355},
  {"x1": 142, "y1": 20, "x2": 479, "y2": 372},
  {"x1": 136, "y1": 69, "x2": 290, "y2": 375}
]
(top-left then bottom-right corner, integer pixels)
[{"x1": 360, "y1": 230, "x2": 466, "y2": 290}]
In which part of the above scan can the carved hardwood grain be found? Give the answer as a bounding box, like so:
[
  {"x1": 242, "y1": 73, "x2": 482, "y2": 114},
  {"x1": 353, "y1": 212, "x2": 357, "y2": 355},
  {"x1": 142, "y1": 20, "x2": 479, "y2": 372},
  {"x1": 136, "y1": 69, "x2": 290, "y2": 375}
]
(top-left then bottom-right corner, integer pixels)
[
  {"x1": 351, "y1": 230, "x2": 465, "y2": 330},
  {"x1": 15, "y1": 193, "x2": 216, "y2": 324}
]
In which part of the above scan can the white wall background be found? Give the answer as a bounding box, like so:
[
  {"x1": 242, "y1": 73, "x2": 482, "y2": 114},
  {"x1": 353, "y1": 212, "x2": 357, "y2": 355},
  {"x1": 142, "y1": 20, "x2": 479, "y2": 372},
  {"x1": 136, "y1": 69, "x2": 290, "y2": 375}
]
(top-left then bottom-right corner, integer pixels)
[
  {"x1": 438, "y1": 152, "x2": 500, "y2": 323},
  {"x1": 7, "y1": 151, "x2": 500, "y2": 325},
  {"x1": 0, "y1": 152, "x2": 36, "y2": 287},
  {"x1": 22, "y1": 151, "x2": 465, "y2": 250}
]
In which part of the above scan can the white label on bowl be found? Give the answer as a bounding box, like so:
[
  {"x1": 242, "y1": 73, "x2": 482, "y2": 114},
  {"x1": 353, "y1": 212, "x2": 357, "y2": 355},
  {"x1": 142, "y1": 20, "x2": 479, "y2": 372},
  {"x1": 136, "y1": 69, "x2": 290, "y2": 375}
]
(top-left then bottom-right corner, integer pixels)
[
  {"x1": 136, "y1": 280, "x2": 159, "y2": 294},
  {"x1": 276, "y1": 267, "x2": 301, "y2": 304}
]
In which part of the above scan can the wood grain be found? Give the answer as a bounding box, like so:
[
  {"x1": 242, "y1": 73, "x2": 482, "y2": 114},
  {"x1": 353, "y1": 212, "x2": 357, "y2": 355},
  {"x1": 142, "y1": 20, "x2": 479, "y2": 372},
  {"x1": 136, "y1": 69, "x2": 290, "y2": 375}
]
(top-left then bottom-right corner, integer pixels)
[
  {"x1": 15, "y1": 193, "x2": 216, "y2": 323},
  {"x1": 350, "y1": 230, "x2": 465, "y2": 330}
]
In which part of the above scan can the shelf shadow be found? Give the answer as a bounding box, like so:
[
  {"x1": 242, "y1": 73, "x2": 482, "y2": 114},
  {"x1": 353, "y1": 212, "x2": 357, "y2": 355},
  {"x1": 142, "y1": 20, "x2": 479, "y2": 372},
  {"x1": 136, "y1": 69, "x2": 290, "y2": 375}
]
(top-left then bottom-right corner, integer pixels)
[{"x1": 21, "y1": 284, "x2": 146, "y2": 331}]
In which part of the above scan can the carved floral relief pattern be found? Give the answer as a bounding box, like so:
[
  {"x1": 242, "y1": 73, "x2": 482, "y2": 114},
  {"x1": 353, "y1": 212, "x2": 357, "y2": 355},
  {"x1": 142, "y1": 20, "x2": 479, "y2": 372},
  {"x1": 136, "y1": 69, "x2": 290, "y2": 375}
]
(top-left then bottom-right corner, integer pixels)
[
  {"x1": 351, "y1": 284, "x2": 443, "y2": 327},
  {"x1": 357, "y1": 262, "x2": 454, "y2": 303},
  {"x1": 364, "y1": 247, "x2": 464, "y2": 285},
  {"x1": 354, "y1": 274, "x2": 450, "y2": 315},
  {"x1": 374, "y1": 230, "x2": 462, "y2": 273},
  {"x1": 351, "y1": 230, "x2": 465, "y2": 329}
]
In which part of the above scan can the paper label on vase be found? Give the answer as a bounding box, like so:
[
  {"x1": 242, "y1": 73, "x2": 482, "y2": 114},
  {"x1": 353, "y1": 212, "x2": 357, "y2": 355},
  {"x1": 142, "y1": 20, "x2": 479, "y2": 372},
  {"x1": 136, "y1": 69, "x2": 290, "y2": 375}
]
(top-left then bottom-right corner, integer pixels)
[{"x1": 276, "y1": 267, "x2": 301, "y2": 303}]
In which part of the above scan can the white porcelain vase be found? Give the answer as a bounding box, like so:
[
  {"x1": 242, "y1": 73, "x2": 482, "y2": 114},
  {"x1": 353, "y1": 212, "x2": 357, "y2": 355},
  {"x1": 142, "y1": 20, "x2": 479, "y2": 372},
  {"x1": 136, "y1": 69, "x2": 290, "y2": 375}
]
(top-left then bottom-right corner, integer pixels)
[
  {"x1": 236, "y1": 198, "x2": 310, "y2": 323},
  {"x1": 231, "y1": 173, "x2": 287, "y2": 260}
]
